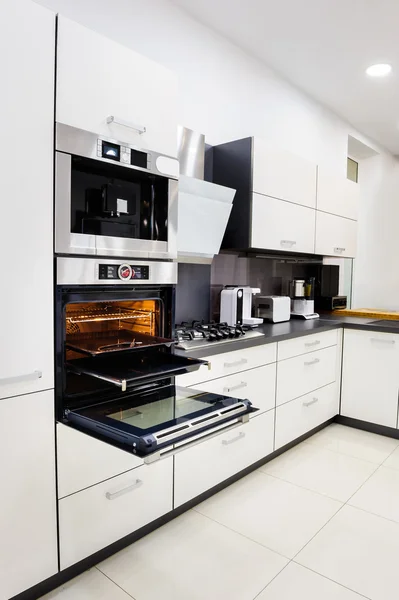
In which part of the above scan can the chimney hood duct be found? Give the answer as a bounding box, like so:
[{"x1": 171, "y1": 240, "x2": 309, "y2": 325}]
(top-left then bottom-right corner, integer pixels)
[{"x1": 177, "y1": 126, "x2": 236, "y2": 264}]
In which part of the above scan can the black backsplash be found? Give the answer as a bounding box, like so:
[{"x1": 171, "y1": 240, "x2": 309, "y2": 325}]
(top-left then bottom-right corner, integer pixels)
[{"x1": 175, "y1": 263, "x2": 211, "y2": 324}]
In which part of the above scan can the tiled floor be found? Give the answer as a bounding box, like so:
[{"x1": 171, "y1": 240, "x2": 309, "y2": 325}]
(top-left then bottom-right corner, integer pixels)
[{"x1": 42, "y1": 424, "x2": 399, "y2": 600}]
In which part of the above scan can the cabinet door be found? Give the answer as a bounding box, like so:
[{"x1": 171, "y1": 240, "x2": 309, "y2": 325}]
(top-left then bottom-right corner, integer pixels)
[
  {"x1": 0, "y1": 0, "x2": 55, "y2": 400},
  {"x1": 252, "y1": 139, "x2": 317, "y2": 208},
  {"x1": 56, "y1": 16, "x2": 178, "y2": 157},
  {"x1": 0, "y1": 390, "x2": 57, "y2": 599},
  {"x1": 341, "y1": 329, "x2": 399, "y2": 427},
  {"x1": 251, "y1": 193, "x2": 315, "y2": 253},
  {"x1": 317, "y1": 168, "x2": 359, "y2": 220},
  {"x1": 315, "y1": 211, "x2": 357, "y2": 258}
]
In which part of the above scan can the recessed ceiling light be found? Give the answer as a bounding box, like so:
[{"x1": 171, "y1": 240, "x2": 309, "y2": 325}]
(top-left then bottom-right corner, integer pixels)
[{"x1": 366, "y1": 63, "x2": 392, "y2": 77}]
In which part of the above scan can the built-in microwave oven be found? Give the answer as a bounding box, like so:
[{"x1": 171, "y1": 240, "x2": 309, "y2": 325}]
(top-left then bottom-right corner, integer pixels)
[{"x1": 55, "y1": 123, "x2": 179, "y2": 260}]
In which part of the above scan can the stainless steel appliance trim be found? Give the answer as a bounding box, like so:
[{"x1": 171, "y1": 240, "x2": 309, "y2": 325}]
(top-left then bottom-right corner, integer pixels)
[
  {"x1": 106, "y1": 116, "x2": 146, "y2": 135},
  {"x1": 0, "y1": 370, "x2": 42, "y2": 386},
  {"x1": 105, "y1": 478, "x2": 143, "y2": 500},
  {"x1": 56, "y1": 257, "x2": 177, "y2": 286},
  {"x1": 177, "y1": 126, "x2": 205, "y2": 179},
  {"x1": 143, "y1": 414, "x2": 250, "y2": 464},
  {"x1": 55, "y1": 122, "x2": 178, "y2": 179},
  {"x1": 168, "y1": 178, "x2": 178, "y2": 259}
]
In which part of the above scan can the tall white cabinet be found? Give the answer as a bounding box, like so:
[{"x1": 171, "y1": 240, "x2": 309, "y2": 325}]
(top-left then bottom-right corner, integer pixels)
[{"x1": 0, "y1": 1, "x2": 58, "y2": 597}]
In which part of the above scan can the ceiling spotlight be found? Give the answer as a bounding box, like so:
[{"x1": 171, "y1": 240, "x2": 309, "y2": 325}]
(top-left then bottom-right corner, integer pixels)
[{"x1": 366, "y1": 63, "x2": 392, "y2": 77}]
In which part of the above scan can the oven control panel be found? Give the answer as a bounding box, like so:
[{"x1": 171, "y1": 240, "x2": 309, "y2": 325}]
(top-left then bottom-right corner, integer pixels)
[{"x1": 99, "y1": 264, "x2": 150, "y2": 281}]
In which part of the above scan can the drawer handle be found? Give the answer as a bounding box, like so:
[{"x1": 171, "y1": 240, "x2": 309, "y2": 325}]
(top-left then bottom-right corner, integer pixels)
[
  {"x1": 0, "y1": 370, "x2": 42, "y2": 386},
  {"x1": 222, "y1": 432, "x2": 246, "y2": 446},
  {"x1": 370, "y1": 338, "x2": 395, "y2": 345},
  {"x1": 106, "y1": 115, "x2": 146, "y2": 135},
  {"x1": 304, "y1": 340, "x2": 321, "y2": 348},
  {"x1": 333, "y1": 247, "x2": 346, "y2": 254},
  {"x1": 224, "y1": 358, "x2": 248, "y2": 368},
  {"x1": 304, "y1": 358, "x2": 320, "y2": 366},
  {"x1": 303, "y1": 397, "x2": 319, "y2": 407},
  {"x1": 223, "y1": 381, "x2": 248, "y2": 393},
  {"x1": 280, "y1": 240, "x2": 296, "y2": 248},
  {"x1": 105, "y1": 479, "x2": 143, "y2": 500}
]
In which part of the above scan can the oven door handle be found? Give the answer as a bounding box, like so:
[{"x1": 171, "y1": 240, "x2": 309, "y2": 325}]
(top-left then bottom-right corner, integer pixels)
[
  {"x1": 144, "y1": 414, "x2": 250, "y2": 464},
  {"x1": 0, "y1": 370, "x2": 42, "y2": 387}
]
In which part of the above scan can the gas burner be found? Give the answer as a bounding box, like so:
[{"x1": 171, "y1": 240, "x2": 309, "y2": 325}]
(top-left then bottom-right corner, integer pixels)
[{"x1": 175, "y1": 321, "x2": 264, "y2": 350}]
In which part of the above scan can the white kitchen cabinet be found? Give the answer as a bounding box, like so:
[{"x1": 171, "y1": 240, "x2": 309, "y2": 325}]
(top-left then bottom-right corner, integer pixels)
[
  {"x1": 317, "y1": 168, "x2": 359, "y2": 220},
  {"x1": 0, "y1": 0, "x2": 55, "y2": 400},
  {"x1": 341, "y1": 329, "x2": 399, "y2": 428},
  {"x1": 56, "y1": 16, "x2": 178, "y2": 157},
  {"x1": 252, "y1": 139, "x2": 317, "y2": 208},
  {"x1": 57, "y1": 424, "x2": 143, "y2": 498},
  {"x1": 192, "y1": 363, "x2": 276, "y2": 416},
  {"x1": 174, "y1": 410, "x2": 274, "y2": 507},
  {"x1": 59, "y1": 458, "x2": 173, "y2": 569},
  {"x1": 315, "y1": 211, "x2": 357, "y2": 258},
  {"x1": 275, "y1": 382, "x2": 338, "y2": 449},
  {"x1": 277, "y1": 329, "x2": 338, "y2": 361},
  {"x1": 0, "y1": 390, "x2": 58, "y2": 599},
  {"x1": 276, "y1": 345, "x2": 337, "y2": 406},
  {"x1": 251, "y1": 193, "x2": 316, "y2": 254}
]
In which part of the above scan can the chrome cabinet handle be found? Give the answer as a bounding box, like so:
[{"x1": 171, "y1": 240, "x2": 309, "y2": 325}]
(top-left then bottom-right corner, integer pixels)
[
  {"x1": 106, "y1": 115, "x2": 146, "y2": 135},
  {"x1": 280, "y1": 240, "x2": 296, "y2": 247},
  {"x1": 105, "y1": 479, "x2": 143, "y2": 500},
  {"x1": 334, "y1": 247, "x2": 346, "y2": 254},
  {"x1": 303, "y1": 397, "x2": 319, "y2": 407},
  {"x1": 304, "y1": 358, "x2": 320, "y2": 366},
  {"x1": 223, "y1": 358, "x2": 248, "y2": 368},
  {"x1": 0, "y1": 370, "x2": 42, "y2": 386},
  {"x1": 222, "y1": 432, "x2": 246, "y2": 446},
  {"x1": 223, "y1": 381, "x2": 248, "y2": 393},
  {"x1": 370, "y1": 338, "x2": 395, "y2": 345},
  {"x1": 305, "y1": 340, "x2": 320, "y2": 348}
]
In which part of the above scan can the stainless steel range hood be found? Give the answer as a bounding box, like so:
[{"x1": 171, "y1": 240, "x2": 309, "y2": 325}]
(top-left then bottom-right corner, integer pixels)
[{"x1": 177, "y1": 126, "x2": 236, "y2": 264}]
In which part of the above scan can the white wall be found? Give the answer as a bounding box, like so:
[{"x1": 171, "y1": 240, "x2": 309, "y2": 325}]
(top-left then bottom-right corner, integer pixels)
[{"x1": 34, "y1": 0, "x2": 399, "y2": 308}]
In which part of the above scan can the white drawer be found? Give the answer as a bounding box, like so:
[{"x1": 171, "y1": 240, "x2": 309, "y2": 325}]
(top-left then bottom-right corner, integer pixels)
[
  {"x1": 278, "y1": 329, "x2": 338, "y2": 361},
  {"x1": 276, "y1": 345, "x2": 337, "y2": 406},
  {"x1": 57, "y1": 424, "x2": 143, "y2": 498},
  {"x1": 59, "y1": 458, "x2": 173, "y2": 569},
  {"x1": 275, "y1": 383, "x2": 339, "y2": 449},
  {"x1": 191, "y1": 364, "x2": 276, "y2": 416},
  {"x1": 174, "y1": 410, "x2": 274, "y2": 507},
  {"x1": 176, "y1": 343, "x2": 277, "y2": 387}
]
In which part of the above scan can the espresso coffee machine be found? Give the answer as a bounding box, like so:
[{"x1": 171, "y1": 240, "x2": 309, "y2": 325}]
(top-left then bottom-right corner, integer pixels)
[{"x1": 290, "y1": 277, "x2": 319, "y2": 320}]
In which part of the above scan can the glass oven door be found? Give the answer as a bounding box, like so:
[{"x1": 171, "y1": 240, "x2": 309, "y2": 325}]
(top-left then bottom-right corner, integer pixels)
[{"x1": 65, "y1": 384, "x2": 256, "y2": 457}]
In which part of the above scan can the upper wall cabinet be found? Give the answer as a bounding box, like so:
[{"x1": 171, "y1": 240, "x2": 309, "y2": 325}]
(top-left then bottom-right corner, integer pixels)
[
  {"x1": 253, "y1": 139, "x2": 317, "y2": 208},
  {"x1": 56, "y1": 17, "x2": 178, "y2": 157},
  {"x1": 0, "y1": 0, "x2": 55, "y2": 401},
  {"x1": 317, "y1": 168, "x2": 359, "y2": 220},
  {"x1": 315, "y1": 211, "x2": 357, "y2": 258}
]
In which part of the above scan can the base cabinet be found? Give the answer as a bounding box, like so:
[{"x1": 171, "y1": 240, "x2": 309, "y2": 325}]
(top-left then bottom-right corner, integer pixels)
[
  {"x1": 341, "y1": 329, "x2": 399, "y2": 428},
  {"x1": 0, "y1": 390, "x2": 58, "y2": 600},
  {"x1": 174, "y1": 411, "x2": 274, "y2": 508},
  {"x1": 59, "y1": 458, "x2": 173, "y2": 569}
]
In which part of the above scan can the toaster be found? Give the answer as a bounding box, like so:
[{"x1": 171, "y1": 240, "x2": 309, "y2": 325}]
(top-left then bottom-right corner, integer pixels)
[{"x1": 255, "y1": 296, "x2": 291, "y2": 323}]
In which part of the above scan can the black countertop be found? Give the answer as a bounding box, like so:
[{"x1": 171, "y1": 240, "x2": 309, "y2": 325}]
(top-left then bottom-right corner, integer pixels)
[{"x1": 174, "y1": 315, "x2": 399, "y2": 359}]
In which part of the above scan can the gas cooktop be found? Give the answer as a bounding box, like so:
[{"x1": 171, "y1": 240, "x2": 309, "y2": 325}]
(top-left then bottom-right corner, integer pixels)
[{"x1": 175, "y1": 321, "x2": 265, "y2": 350}]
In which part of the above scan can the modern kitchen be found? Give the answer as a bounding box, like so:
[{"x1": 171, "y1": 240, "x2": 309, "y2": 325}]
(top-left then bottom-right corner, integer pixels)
[{"x1": 3, "y1": 1, "x2": 399, "y2": 599}]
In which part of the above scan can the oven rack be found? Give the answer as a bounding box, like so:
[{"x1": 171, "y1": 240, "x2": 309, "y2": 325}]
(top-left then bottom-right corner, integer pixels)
[
  {"x1": 66, "y1": 329, "x2": 175, "y2": 356},
  {"x1": 66, "y1": 306, "x2": 152, "y2": 324}
]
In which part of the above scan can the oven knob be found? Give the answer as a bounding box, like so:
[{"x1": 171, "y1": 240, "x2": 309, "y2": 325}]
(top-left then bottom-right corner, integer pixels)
[
  {"x1": 118, "y1": 264, "x2": 133, "y2": 280},
  {"x1": 131, "y1": 269, "x2": 136, "y2": 279}
]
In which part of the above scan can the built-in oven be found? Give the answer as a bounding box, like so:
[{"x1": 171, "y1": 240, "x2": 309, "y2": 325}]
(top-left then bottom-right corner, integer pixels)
[
  {"x1": 55, "y1": 123, "x2": 179, "y2": 259},
  {"x1": 56, "y1": 257, "x2": 256, "y2": 461}
]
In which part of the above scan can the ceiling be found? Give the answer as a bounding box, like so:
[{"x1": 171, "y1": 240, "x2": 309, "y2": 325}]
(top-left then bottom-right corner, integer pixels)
[{"x1": 172, "y1": 0, "x2": 399, "y2": 154}]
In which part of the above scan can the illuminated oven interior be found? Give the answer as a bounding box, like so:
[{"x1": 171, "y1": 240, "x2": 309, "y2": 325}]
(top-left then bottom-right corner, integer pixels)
[{"x1": 65, "y1": 300, "x2": 163, "y2": 358}]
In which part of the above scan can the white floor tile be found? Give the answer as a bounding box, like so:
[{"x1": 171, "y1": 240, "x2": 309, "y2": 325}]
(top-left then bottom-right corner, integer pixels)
[
  {"x1": 383, "y1": 445, "x2": 399, "y2": 470},
  {"x1": 349, "y1": 465, "x2": 399, "y2": 523},
  {"x1": 261, "y1": 441, "x2": 377, "y2": 501},
  {"x1": 307, "y1": 423, "x2": 399, "y2": 464},
  {"x1": 296, "y1": 504, "x2": 399, "y2": 600},
  {"x1": 195, "y1": 471, "x2": 341, "y2": 558},
  {"x1": 256, "y1": 562, "x2": 366, "y2": 600},
  {"x1": 40, "y1": 568, "x2": 132, "y2": 599},
  {"x1": 97, "y1": 510, "x2": 288, "y2": 600}
]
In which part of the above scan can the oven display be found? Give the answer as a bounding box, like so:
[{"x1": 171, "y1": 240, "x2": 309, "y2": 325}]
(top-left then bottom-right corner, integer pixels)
[{"x1": 99, "y1": 264, "x2": 150, "y2": 280}]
